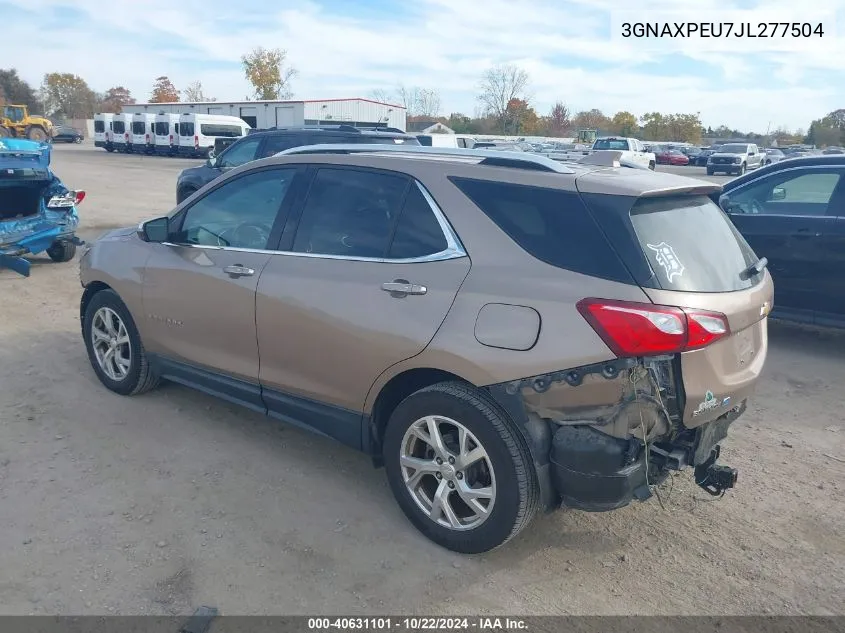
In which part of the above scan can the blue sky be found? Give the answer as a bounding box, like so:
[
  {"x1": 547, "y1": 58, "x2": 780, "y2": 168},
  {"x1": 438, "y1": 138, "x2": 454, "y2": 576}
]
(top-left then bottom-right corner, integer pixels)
[{"x1": 3, "y1": 0, "x2": 845, "y2": 133}]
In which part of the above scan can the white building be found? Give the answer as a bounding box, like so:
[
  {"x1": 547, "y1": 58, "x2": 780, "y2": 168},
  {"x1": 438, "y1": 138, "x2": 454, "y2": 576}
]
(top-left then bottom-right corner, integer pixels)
[{"x1": 121, "y1": 98, "x2": 407, "y2": 131}]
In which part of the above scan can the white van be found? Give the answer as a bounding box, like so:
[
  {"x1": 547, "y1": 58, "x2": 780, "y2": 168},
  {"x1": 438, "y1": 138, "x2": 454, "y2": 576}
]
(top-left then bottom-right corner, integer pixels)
[
  {"x1": 131, "y1": 113, "x2": 156, "y2": 154},
  {"x1": 111, "y1": 113, "x2": 133, "y2": 152},
  {"x1": 177, "y1": 113, "x2": 250, "y2": 157},
  {"x1": 93, "y1": 113, "x2": 114, "y2": 152},
  {"x1": 154, "y1": 113, "x2": 180, "y2": 156}
]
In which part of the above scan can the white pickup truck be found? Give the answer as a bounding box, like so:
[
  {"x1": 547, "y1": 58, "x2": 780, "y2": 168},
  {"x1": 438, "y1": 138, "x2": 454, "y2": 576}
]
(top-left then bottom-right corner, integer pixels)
[
  {"x1": 590, "y1": 137, "x2": 656, "y2": 170},
  {"x1": 538, "y1": 137, "x2": 656, "y2": 170}
]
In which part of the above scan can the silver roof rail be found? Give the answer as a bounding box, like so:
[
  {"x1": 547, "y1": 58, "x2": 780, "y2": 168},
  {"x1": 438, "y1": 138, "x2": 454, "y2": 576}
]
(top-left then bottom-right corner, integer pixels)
[{"x1": 275, "y1": 144, "x2": 577, "y2": 174}]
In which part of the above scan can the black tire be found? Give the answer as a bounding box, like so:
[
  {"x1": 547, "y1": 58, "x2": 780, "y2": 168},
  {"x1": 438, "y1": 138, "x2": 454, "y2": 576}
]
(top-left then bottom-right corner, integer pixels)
[
  {"x1": 46, "y1": 240, "x2": 77, "y2": 263},
  {"x1": 177, "y1": 186, "x2": 197, "y2": 204},
  {"x1": 26, "y1": 126, "x2": 48, "y2": 141},
  {"x1": 75, "y1": 137, "x2": 83, "y2": 144},
  {"x1": 106, "y1": 146, "x2": 114, "y2": 152},
  {"x1": 0, "y1": 127, "x2": 10, "y2": 138},
  {"x1": 739, "y1": 163, "x2": 746, "y2": 175},
  {"x1": 383, "y1": 381, "x2": 539, "y2": 554},
  {"x1": 648, "y1": 161, "x2": 655, "y2": 170},
  {"x1": 706, "y1": 168, "x2": 714, "y2": 175},
  {"x1": 82, "y1": 289, "x2": 160, "y2": 396}
]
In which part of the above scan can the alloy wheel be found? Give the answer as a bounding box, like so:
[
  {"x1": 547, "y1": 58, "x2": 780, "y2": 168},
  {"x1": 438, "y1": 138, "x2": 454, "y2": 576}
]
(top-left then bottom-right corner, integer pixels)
[{"x1": 90, "y1": 307, "x2": 132, "y2": 381}]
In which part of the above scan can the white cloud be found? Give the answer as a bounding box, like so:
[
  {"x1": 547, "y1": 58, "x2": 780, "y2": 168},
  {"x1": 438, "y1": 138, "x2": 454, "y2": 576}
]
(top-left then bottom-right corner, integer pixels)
[{"x1": 3, "y1": 0, "x2": 844, "y2": 132}]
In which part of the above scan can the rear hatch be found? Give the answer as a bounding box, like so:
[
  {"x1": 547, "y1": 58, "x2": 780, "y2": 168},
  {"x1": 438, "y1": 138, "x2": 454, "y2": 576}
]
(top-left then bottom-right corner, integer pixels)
[
  {"x1": 577, "y1": 173, "x2": 774, "y2": 428},
  {"x1": 0, "y1": 140, "x2": 52, "y2": 223},
  {"x1": 131, "y1": 121, "x2": 148, "y2": 145}
]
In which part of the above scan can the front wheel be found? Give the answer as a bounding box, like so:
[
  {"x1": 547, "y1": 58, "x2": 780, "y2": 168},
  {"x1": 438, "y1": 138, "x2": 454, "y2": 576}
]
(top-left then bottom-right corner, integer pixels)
[
  {"x1": 46, "y1": 240, "x2": 76, "y2": 262},
  {"x1": 26, "y1": 126, "x2": 48, "y2": 141},
  {"x1": 739, "y1": 163, "x2": 747, "y2": 175},
  {"x1": 383, "y1": 382, "x2": 539, "y2": 554},
  {"x1": 648, "y1": 161, "x2": 655, "y2": 170},
  {"x1": 75, "y1": 137, "x2": 83, "y2": 144},
  {"x1": 83, "y1": 289, "x2": 159, "y2": 396}
]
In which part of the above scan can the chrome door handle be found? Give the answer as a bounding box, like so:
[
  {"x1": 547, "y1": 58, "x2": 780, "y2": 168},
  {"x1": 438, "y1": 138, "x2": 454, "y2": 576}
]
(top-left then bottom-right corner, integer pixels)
[
  {"x1": 381, "y1": 280, "x2": 427, "y2": 296},
  {"x1": 223, "y1": 264, "x2": 255, "y2": 277}
]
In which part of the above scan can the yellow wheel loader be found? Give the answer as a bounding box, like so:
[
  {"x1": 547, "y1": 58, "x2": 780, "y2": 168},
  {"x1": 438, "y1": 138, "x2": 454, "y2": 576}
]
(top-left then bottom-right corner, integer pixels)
[{"x1": 0, "y1": 105, "x2": 54, "y2": 142}]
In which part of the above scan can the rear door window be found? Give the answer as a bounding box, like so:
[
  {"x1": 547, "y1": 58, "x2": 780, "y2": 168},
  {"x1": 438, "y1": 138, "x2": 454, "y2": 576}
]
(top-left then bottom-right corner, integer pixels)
[
  {"x1": 180, "y1": 122, "x2": 195, "y2": 136},
  {"x1": 629, "y1": 195, "x2": 760, "y2": 292},
  {"x1": 94, "y1": 120, "x2": 105, "y2": 133},
  {"x1": 131, "y1": 121, "x2": 145, "y2": 134},
  {"x1": 154, "y1": 122, "x2": 169, "y2": 136}
]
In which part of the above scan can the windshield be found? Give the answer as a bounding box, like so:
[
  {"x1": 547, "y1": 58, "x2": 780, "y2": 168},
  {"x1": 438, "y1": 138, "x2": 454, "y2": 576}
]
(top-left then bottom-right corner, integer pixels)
[
  {"x1": 593, "y1": 139, "x2": 630, "y2": 150},
  {"x1": 630, "y1": 195, "x2": 760, "y2": 292},
  {"x1": 718, "y1": 144, "x2": 748, "y2": 153}
]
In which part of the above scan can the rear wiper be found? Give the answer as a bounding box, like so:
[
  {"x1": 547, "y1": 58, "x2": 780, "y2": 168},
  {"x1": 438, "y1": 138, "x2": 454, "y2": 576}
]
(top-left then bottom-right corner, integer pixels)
[{"x1": 739, "y1": 256, "x2": 767, "y2": 280}]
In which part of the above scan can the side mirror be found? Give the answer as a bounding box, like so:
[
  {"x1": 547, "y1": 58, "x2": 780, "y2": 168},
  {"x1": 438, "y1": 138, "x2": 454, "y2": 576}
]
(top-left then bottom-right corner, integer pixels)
[
  {"x1": 771, "y1": 187, "x2": 786, "y2": 201},
  {"x1": 138, "y1": 217, "x2": 169, "y2": 243}
]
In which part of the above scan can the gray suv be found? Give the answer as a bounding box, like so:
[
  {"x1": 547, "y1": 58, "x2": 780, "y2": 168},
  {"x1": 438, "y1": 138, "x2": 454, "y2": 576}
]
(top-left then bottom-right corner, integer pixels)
[{"x1": 707, "y1": 143, "x2": 763, "y2": 176}]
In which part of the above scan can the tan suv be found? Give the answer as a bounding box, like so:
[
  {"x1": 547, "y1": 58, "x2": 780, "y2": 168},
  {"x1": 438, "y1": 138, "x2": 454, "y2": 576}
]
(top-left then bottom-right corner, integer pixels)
[{"x1": 79, "y1": 145, "x2": 774, "y2": 553}]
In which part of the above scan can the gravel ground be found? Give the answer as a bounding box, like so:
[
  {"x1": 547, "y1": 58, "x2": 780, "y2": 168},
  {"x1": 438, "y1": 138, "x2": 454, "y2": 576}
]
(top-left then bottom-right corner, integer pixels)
[{"x1": 0, "y1": 144, "x2": 843, "y2": 616}]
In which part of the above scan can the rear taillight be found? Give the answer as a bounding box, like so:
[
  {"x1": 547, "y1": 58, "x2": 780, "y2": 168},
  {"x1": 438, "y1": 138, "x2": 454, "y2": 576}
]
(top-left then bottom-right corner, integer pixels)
[
  {"x1": 125, "y1": 133, "x2": 129, "y2": 141},
  {"x1": 74, "y1": 190, "x2": 86, "y2": 205},
  {"x1": 194, "y1": 135, "x2": 199, "y2": 147},
  {"x1": 576, "y1": 298, "x2": 730, "y2": 357},
  {"x1": 146, "y1": 133, "x2": 150, "y2": 142},
  {"x1": 169, "y1": 134, "x2": 173, "y2": 143}
]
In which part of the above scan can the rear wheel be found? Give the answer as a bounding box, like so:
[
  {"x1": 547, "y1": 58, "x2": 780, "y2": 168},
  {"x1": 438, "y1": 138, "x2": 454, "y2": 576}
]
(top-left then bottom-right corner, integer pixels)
[
  {"x1": 46, "y1": 240, "x2": 76, "y2": 263},
  {"x1": 26, "y1": 126, "x2": 48, "y2": 141},
  {"x1": 83, "y1": 289, "x2": 159, "y2": 396},
  {"x1": 648, "y1": 161, "x2": 655, "y2": 170},
  {"x1": 0, "y1": 126, "x2": 11, "y2": 138},
  {"x1": 74, "y1": 137, "x2": 83, "y2": 144},
  {"x1": 383, "y1": 381, "x2": 539, "y2": 554},
  {"x1": 706, "y1": 168, "x2": 714, "y2": 175}
]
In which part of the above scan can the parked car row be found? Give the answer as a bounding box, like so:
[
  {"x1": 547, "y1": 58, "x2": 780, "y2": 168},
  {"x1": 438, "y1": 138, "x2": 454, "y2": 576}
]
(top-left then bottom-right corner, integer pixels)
[{"x1": 93, "y1": 112, "x2": 251, "y2": 158}]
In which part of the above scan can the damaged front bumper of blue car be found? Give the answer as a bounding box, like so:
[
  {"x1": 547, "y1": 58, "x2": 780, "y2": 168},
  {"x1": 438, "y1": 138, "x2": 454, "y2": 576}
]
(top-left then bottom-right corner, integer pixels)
[{"x1": 0, "y1": 138, "x2": 85, "y2": 277}]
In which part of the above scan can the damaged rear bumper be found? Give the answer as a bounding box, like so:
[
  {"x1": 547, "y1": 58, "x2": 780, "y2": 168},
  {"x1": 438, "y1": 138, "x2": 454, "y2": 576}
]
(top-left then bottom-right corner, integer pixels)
[
  {"x1": 487, "y1": 356, "x2": 745, "y2": 513},
  {"x1": 0, "y1": 219, "x2": 81, "y2": 277}
]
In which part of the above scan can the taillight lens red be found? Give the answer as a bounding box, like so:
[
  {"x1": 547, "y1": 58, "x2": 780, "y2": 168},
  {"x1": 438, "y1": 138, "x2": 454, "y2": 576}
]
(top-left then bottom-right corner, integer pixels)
[
  {"x1": 74, "y1": 190, "x2": 86, "y2": 205},
  {"x1": 146, "y1": 133, "x2": 150, "y2": 142},
  {"x1": 194, "y1": 135, "x2": 199, "y2": 147},
  {"x1": 576, "y1": 298, "x2": 730, "y2": 357},
  {"x1": 169, "y1": 134, "x2": 173, "y2": 143}
]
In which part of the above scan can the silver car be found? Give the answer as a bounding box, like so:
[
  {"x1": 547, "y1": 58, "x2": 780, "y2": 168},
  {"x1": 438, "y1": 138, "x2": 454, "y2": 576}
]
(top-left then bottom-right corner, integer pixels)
[{"x1": 706, "y1": 143, "x2": 764, "y2": 176}]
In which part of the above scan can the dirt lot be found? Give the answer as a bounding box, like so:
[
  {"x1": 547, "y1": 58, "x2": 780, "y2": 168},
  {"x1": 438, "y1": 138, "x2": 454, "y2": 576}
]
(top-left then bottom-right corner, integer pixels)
[{"x1": 0, "y1": 144, "x2": 843, "y2": 616}]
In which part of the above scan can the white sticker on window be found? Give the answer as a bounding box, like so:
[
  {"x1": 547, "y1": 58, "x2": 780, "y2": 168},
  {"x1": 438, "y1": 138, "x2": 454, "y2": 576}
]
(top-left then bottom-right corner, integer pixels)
[{"x1": 647, "y1": 242, "x2": 685, "y2": 283}]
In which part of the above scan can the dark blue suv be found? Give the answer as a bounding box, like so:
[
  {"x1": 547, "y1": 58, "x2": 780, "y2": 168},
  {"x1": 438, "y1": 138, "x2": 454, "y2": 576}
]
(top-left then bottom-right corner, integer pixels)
[{"x1": 175, "y1": 125, "x2": 420, "y2": 203}]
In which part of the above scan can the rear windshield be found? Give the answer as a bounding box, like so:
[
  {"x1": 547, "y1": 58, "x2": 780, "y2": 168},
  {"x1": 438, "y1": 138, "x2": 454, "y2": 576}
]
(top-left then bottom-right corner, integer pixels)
[
  {"x1": 629, "y1": 195, "x2": 760, "y2": 292},
  {"x1": 180, "y1": 122, "x2": 195, "y2": 136},
  {"x1": 593, "y1": 139, "x2": 630, "y2": 150},
  {"x1": 718, "y1": 144, "x2": 748, "y2": 153},
  {"x1": 131, "y1": 121, "x2": 146, "y2": 134},
  {"x1": 112, "y1": 121, "x2": 125, "y2": 134},
  {"x1": 154, "y1": 121, "x2": 170, "y2": 135},
  {"x1": 94, "y1": 120, "x2": 105, "y2": 133}
]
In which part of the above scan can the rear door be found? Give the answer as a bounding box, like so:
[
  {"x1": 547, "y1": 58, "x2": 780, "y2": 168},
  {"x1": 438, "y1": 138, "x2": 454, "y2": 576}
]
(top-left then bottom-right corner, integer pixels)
[
  {"x1": 254, "y1": 166, "x2": 470, "y2": 447},
  {"x1": 720, "y1": 166, "x2": 842, "y2": 321},
  {"x1": 580, "y1": 190, "x2": 773, "y2": 429},
  {"x1": 818, "y1": 182, "x2": 845, "y2": 325}
]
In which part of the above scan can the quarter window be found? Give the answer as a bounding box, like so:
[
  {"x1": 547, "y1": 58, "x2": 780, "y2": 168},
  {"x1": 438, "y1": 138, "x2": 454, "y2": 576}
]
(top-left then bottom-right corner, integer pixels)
[
  {"x1": 292, "y1": 168, "x2": 408, "y2": 258},
  {"x1": 172, "y1": 168, "x2": 298, "y2": 250},
  {"x1": 218, "y1": 136, "x2": 262, "y2": 168}
]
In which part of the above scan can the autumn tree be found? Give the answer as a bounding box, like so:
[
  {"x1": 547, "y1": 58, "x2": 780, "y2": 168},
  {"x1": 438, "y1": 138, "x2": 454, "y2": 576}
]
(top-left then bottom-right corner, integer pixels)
[
  {"x1": 242, "y1": 47, "x2": 297, "y2": 100},
  {"x1": 150, "y1": 76, "x2": 179, "y2": 103},
  {"x1": 40, "y1": 72, "x2": 98, "y2": 118},
  {"x1": 183, "y1": 80, "x2": 216, "y2": 103},
  {"x1": 373, "y1": 86, "x2": 441, "y2": 118},
  {"x1": 640, "y1": 112, "x2": 702, "y2": 143},
  {"x1": 546, "y1": 102, "x2": 571, "y2": 136},
  {"x1": 610, "y1": 111, "x2": 638, "y2": 136},
  {"x1": 572, "y1": 108, "x2": 611, "y2": 132},
  {"x1": 0, "y1": 68, "x2": 42, "y2": 111},
  {"x1": 477, "y1": 63, "x2": 530, "y2": 133},
  {"x1": 99, "y1": 86, "x2": 135, "y2": 113},
  {"x1": 504, "y1": 98, "x2": 540, "y2": 135}
]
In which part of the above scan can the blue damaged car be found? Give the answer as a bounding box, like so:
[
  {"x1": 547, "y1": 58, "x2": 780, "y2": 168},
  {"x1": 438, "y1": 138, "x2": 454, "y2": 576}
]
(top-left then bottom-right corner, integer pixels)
[{"x1": 0, "y1": 138, "x2": 85, "y2": 277}]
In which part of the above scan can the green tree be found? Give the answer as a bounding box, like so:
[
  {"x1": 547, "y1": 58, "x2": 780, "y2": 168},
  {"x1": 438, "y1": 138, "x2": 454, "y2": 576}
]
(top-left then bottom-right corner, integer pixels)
[
  {"x1": 150, "y1": 76, "x2": 179, "y2": 103},
  {"x1": 572, "y1": 109, "x2": 611, "y2": 132},
  {"x1": 241, "y1": 47, "x2": 297, "y2": 100},
  {"x1": 0, "y1": 68, "x2": 42, "y2": 111},
  {"x1": 40, "y1": 72, "x2": 98, "y2": 118},
  {"x1": 610, "y1": 111, "x2": 638, "y2": 136}
]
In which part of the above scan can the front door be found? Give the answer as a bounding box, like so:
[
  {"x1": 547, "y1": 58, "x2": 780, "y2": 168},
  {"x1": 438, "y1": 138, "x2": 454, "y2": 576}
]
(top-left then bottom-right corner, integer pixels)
[
  {"x1": 723, "y1": 167, "x2": 843, "y2": 321},
  {"x1": 142, "y1": 166, "x2": 304, "y2": 405},
  {"x1": 255, "y1": 166, "x2": 471, "y2": 447}
]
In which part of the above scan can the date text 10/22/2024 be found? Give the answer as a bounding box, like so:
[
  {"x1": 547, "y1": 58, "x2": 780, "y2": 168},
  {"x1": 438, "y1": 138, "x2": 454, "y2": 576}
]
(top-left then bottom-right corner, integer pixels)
[{"x1": 307, "y1": 617, "x2": 528, "y2": 631}]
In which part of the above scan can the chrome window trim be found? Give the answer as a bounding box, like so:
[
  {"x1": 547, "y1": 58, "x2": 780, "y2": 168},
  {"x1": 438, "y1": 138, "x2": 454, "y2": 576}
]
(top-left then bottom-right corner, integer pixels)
[{"x1": 161, "y1": 180, "x2": 468, "y2": 264}]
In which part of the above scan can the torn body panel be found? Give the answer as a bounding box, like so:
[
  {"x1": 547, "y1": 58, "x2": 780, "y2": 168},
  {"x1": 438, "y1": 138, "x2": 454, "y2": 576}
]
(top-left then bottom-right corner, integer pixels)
[
  {"x1": 488, "y1": 355, "x2": 743, "y2": 512},
  {"x1": 0, "y1": 138, "x2": 83, "y2": 277}
]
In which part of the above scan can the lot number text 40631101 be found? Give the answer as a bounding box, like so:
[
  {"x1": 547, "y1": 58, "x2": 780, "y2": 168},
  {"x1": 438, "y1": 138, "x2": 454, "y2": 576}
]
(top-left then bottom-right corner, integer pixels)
[
  {"x1": 307, "y1": 617, "x2": 528, "y2": 630},
  {"x1": 620, "y1": 22, "x2": 825, "y2": 38}
]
